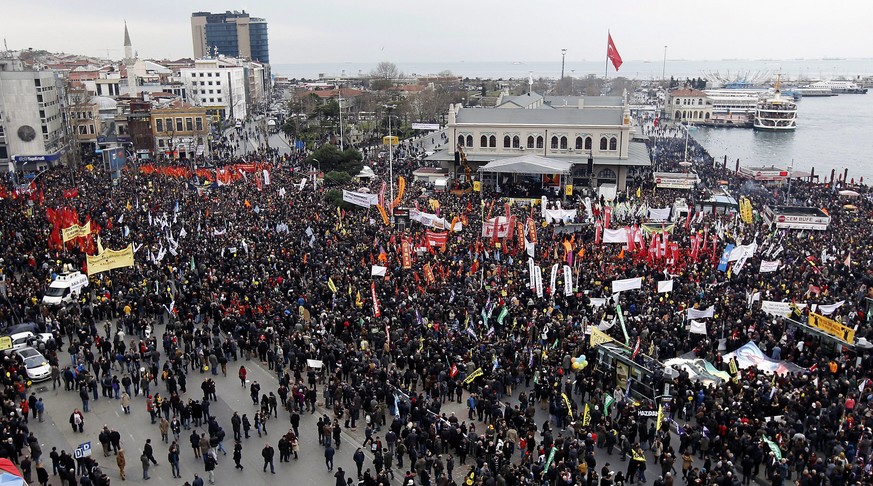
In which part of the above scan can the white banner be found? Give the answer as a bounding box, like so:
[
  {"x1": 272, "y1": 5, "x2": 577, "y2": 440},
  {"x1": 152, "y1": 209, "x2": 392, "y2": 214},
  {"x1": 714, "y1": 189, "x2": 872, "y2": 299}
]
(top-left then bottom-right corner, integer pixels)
[
  {"x1": 648, "y1": 207, "x2": 671, "y2": 222},
  {"x1": 342, "y1": 190, "x2": 379, "y2": 208},
  {"x1": 760, "y1": 300, "x2": 802, "y2": 318},
  {"x1": 589, "y1": 297, "x2": 608, "y2": 308},
  {"x1": 410, "y1": 209, "x2": 462, "y2": 232},
  {"x1": 543, "y1": 209, "x2": 576, "y2": 224},
  {"x1": 263, "y1": 169, "x2": 271, "y2": 186},
  {"x1": 528, "y1": 258, "x2": 536, "y2": 289},
  {"x1": 371, "y1": 265, "x2": 387, "y2": 277},
  {"x1": 534, "y1": 266, "x2": 544, "y2": 298},
  {"x1": 563, "y1": 265, "x2": 573, "y2": 296},
  {"x1": 657, "y1": 280, "x2": 674, "y2": 293},
  {"x1": 759, "y1": 260, "x2": 781, "y2": 273},
  {"x1": 689, "y1": 320, "x2": 707, "y2": 334},
  {"x1": 481, "y1": 216, "x2": 513, "y2": 238},
  {"x1": 550, "y1": 264, "x2": 559, "y2": 296},
  {"x1": 687, "y1": 306, "x2": 715, "y2": 319},
  {"x1": 612, "y1": 277, "x2": 642, "y2": 294},
  {"x1": 411, "y1": 123, "x2": 440, "y2": 130},
  {"x1": 729, "y1": 243, "x2": 757, "y2": 262},
  {"x1": 817, "y1": 301, "x2": 845, "y2": 316},
  {"x1": 603, "y1": 228, "x2": 629, "y2": 244}
]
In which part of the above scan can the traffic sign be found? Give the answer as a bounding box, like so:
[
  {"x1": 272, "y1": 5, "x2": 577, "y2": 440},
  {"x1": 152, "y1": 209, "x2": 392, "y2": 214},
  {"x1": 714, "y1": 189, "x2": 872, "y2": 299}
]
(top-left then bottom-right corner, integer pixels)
[{"x1": 74, "y1": 441, "x2": 92, "y2": 459}]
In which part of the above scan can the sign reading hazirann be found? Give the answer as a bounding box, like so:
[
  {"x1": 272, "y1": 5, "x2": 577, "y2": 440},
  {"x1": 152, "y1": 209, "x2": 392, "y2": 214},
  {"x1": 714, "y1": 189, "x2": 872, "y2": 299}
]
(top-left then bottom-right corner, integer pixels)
[{"x1": 808, "y1": 312, "x2": 855, "y2": 344}]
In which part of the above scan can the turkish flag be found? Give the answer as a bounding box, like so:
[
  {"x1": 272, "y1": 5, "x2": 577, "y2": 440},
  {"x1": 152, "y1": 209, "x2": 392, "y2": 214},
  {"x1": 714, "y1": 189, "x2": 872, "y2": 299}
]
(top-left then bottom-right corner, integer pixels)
[{"x1": 607, "y1": 33, "x2": 623, "y2": 71}]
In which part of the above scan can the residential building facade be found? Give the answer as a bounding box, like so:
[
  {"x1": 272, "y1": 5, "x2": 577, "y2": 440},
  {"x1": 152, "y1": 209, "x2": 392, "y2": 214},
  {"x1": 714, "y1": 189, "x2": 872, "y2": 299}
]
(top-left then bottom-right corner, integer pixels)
[
  {"x1": 0, "y1": 55, "x2": 70, "y2": 171},
  {"x1": 180, "y1": 58, "x2": 249, "y2": 121},
  {"x1": 150, "y1": 104, "x2": 208, "y2": 159}
]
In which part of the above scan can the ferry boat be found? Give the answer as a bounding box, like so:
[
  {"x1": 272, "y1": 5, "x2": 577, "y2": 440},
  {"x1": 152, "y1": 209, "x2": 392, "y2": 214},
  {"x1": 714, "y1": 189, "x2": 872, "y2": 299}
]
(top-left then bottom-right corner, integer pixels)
[
  {"x1": 754, "y1": 77, "x2": 797, "y2": 131},
  {"x1": 790, "y1": 87, "x2": 836, "y2": 97},
  {"x1": 809, "y1": 80, "x2": 867, "y2": 94}
]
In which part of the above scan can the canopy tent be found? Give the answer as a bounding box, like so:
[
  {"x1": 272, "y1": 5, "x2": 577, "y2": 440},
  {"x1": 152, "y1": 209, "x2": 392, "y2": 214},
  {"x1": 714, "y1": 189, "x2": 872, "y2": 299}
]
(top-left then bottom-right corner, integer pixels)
[
  {"x1": 478, "y1": 155, "x2": 573, "y2": 175},
  {"x1": 0, "y1": 459, "x2": 24, "y2": 486},
  {"x1": 355, "y1": 166, "x2": 377, "y2": 179}
]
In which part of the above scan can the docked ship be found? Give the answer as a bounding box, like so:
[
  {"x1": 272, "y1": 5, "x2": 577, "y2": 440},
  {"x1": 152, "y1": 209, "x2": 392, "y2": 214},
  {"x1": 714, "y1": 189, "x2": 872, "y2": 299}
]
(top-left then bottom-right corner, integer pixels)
[
  {"x1": 753, "y1": 77, "x2": 797, "y2": 131},
  {"x1": 789, "y1": 86, "x2": 836, "y2": 97},
  {"x1": 809, "y1": 80, "x2": 867, "y2": 94}
]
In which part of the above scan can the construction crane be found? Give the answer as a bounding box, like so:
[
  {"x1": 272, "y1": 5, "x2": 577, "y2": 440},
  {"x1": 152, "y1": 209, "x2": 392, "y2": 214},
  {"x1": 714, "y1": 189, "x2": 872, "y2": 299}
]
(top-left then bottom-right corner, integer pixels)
[{"x1": 457, "y1": 143, "x2": 473, "y2": 190}]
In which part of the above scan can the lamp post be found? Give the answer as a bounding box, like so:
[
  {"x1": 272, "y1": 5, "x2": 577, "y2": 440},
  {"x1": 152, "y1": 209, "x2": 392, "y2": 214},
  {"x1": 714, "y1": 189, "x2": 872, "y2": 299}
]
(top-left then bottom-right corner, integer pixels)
[
  {"x1": 384, "y1": 104, "x2": 396, "y2": 222},
  {"x1": 662, "y1": 46, "x2": 668, "y2": 81},
  {"x1": 561, "y1": 48, "x2": 567, "y2": 80},
  {"x1": 311, "y1": 157, "x2": 320, "y2": 190},
  {"x1": 337, "y1": 84, "x2": 344, "y2": 151}
]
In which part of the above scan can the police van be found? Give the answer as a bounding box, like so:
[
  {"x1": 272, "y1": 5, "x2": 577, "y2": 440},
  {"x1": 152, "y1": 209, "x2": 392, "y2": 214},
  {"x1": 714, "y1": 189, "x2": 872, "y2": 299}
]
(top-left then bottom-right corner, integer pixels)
[{"x1": 42, "y1": 271, "x2": 89, "y2": 306}]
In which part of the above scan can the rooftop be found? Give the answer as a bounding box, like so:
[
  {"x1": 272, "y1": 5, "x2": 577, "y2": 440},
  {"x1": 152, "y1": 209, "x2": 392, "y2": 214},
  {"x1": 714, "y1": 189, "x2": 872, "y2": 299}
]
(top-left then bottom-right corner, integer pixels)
[{"x1": 455, "y1": 106, "x2": 624, "y2": 126}]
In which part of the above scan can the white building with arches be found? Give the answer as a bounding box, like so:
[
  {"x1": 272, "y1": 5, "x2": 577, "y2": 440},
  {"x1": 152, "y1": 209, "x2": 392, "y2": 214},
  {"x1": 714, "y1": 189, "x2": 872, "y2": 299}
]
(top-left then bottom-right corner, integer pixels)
[
  {"x1": 666, "y1": 88, "x2": 712, "y2": 123},
  {"x1": 428, "y1": 91, "x2": 650, "y2": 191}
]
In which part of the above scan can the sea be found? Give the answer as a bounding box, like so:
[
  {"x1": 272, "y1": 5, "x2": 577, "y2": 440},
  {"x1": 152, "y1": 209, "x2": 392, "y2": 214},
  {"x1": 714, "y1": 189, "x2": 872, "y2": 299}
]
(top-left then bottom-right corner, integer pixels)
[{"x1": 272, "y1": 58, "x2": 873, "y2": 181}]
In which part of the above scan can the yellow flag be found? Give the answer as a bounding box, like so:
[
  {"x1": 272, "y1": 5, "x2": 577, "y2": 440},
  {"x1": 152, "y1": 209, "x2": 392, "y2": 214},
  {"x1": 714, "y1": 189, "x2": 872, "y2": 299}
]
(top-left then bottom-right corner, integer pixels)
[
  {"x1": 327, "y1": 278, "x2": 337, "y2": 293},
  {"x1": 582, "y1": 403, "x2": 591, "y2": 426},
  {"x1": 656, "y1": 404, "x2": 664, "y2": 431},
  {"x1": 636, "y1": 186, "x2": 641, "y2": 198}
]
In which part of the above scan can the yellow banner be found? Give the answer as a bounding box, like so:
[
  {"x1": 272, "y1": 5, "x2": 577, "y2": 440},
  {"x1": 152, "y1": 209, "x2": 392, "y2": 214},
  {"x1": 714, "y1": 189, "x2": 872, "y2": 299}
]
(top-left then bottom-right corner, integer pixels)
[
  {"x1": 808, "y1": 312, "x2": 855, "y2": 343},
  {"x1": 463, "y1": 367, "x2": 484, "y2": 385},
  {"x1": 473, "y1": 181, "x2": 481, "y2": 192},
  {"x1": 740, "y1": 197, "x2": 754, "y2": 224},
  {"x1": 392, "y1": 176, "x2": 405, "y2": 209},
  {"x1": 565, "y1": 184, "x2": 573, "y2": 196},
  {"x1": 62, "y1": 221, "x2": 91, "y2": 242},
  {"x1": 589, "y1": 328, "x2": 615, "y2": 347},
  {"x1": 582, "y1": 403, "x2": 591, "y2": 426},
  {"x1": 561, "y1": 393, "x2": 572, "y2": 412},
  {"x1": 86, "y1": 244, "x2": 134, "y2": 276}
]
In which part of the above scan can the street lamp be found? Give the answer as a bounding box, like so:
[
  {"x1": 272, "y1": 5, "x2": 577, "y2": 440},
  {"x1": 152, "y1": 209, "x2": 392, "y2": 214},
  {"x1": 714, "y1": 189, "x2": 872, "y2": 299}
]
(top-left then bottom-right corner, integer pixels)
[
  {"x1": 561, "y1": 49, "x2": 567, "y2": 80},
  {"x1": 383, "y1": 104, "x2": 396, "y2": 221},
  {"x1": 311, "y1": 157, "x2": 321, "y2": 189}
]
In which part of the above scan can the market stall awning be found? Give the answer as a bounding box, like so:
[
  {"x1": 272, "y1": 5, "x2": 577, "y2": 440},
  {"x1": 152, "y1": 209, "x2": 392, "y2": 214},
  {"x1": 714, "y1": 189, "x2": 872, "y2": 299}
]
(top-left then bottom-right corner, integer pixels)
[{"x1": 478, "y1": 155, "x2": 572, "y2": 175}]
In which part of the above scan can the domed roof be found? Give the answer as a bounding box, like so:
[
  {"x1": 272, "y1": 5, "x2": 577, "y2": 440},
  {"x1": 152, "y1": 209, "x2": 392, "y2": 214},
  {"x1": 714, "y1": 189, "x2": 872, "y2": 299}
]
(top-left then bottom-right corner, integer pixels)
[{"x1": 91, "y1": 96, "x2": 117, "y2": 111}]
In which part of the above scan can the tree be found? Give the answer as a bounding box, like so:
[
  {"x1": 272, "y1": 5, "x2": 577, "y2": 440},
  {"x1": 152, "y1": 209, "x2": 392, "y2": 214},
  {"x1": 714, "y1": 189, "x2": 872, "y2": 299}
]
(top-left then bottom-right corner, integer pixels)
[
  {"x1": 370, "y1": 62, "x2": 401, "y2": 91},
  {"x1": 305, "y1": 144, "x2": 363, "y2": 176}
]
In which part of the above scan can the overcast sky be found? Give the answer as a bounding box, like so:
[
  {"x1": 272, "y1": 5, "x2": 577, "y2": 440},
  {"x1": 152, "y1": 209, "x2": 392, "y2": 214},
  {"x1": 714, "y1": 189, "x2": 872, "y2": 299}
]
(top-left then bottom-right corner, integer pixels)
[{"x1": 4, "y1": 0, "x2": 872, "y2": 65}]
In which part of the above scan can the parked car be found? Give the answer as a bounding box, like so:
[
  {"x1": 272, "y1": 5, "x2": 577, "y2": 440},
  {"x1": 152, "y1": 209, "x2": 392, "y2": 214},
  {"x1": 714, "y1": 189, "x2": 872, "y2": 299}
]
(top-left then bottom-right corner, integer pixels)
[
  {"x1": 7, "y1": 331, "x2": 55, "y2": 351},
  {"x1": 15, "y1": 347, "x2": 51, "y2": 382}
]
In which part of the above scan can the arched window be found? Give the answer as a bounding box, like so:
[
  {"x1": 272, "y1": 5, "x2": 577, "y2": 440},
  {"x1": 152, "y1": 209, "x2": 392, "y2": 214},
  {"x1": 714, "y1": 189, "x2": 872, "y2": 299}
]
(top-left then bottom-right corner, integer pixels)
[
  {"x1": 698, "y1": 98, "x2": 703, "y2": 105},
  {"x1": 585, "y1": 136, "x2": 592, "y2": 150},
  {"x1": 674, "y1": 110, "x2": 681, "y2": 119},
  {"x1": 536, "y1": 136, "x2": 544, "y2": 148},
  {"x1": 560, "y1": 136, "x2": 568, "y2": 149},
  {"x1": 512, "y1": 135, "x2": 520, "y2": 148},
  {"x1": 575, "y1": 136, "x2": 584, "y2": 150},
  {"x1": 550, "y1": 136, "x2": 559, "y2": 149},
  {"x1": 682, "y1": 111, "x2": 687, "y2": 119},
  {"x1": 674, "y1": 99, "x2": 680, "y2": 105},
  {"x1": 466, "y1": 135, "x2": 473, "y2": 147},
  {"x1": 599, "y1": 137, "x2": 608, "y2": 150},
  {"x1": 458, "y1": 135, "x2": 465, "y2": 147},
  {"x1": 609, "y1": 137, "x2": 617, "y2": 151},
  {"x1": 480, "y1": 135, "x2": 488, "y2": 148},
  {"x1": 489, "y1": 135, "x2": 496, "y2": 147},
  {"x1": 527, "y1": 136, "x2": 535, "y2": 148},
  {"x1": 503, "y1": 135, "x2": 511, "y2": 148},
  {"x1": 705, "y1": 112, "x2": 710, "y2": 120},
  {"x1": 598, "y1": 168, "x2": 617, "y2": 181}
]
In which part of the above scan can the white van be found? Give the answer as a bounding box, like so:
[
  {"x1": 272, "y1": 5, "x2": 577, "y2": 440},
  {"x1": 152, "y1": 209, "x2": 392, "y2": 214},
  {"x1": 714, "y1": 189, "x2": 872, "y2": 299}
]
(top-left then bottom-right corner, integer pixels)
[{"x1": 42, "y1": 271, "x2": 89, "y2": 306}]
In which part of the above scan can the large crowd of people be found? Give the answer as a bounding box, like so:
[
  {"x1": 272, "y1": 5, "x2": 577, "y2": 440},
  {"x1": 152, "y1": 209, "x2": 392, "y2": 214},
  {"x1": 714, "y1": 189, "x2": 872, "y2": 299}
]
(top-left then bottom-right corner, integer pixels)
[{"x1": 0, "y1": 114, "x2": 872, "y2": 486}]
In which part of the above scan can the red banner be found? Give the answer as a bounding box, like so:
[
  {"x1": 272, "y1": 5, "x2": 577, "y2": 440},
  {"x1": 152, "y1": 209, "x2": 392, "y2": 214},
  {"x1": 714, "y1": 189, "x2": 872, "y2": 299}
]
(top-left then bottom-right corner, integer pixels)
[
  {"x1": 423, "y1": 263, "x2": 435, "y2": 284},
  {"x1": 401, "y1": 240, "x2": 412, "y2": 269},
  {"x1": 63, "y1": 188, "x2": 79, "y2": 199},
  {"x1": 425, "y1": 230, "x2": 448, "y2": 248},
  {"x1": 371, "y1": 282, "x2": 381, "y2": 317}
]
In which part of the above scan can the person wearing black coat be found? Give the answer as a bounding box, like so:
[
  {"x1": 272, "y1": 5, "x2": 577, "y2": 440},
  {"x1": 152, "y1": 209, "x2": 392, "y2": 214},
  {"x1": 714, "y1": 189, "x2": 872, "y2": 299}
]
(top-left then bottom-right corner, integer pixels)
[{"x1": 261, "y1": 443, "x2": 275, "y2": 473}]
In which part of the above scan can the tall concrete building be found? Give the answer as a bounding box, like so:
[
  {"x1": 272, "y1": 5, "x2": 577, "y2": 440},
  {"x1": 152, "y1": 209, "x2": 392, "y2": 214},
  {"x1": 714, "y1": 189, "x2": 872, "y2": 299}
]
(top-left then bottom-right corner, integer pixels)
[
  {"x1": 0, "y1": 54, "x2": 70, "y2": 171},
  {"x1": 191, "y1": 11, "x2": 269, "y2": 64}
]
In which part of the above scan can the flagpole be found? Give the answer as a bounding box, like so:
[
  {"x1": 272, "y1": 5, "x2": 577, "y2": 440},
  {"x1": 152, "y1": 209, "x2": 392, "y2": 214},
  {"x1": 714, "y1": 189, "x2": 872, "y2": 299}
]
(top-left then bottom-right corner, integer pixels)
[{"x1": 605, "y1": 30, "x2": 609, "y2": 80}]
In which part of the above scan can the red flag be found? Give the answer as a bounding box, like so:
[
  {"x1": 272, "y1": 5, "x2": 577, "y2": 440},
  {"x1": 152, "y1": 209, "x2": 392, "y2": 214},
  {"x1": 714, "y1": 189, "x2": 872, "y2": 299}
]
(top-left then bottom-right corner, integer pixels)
[
  {"x1": 607, "y1": 32, "x2": 623, "y2": 71},
  {"x1": 371, "y1": 281, "x2": 381, "y2": 318},
  {"x1": 63, "y1": 188, "x2": 79, "y2": 199},
  {"x1": 631, "y1": 337, "x2": 641, "y2": 360}
]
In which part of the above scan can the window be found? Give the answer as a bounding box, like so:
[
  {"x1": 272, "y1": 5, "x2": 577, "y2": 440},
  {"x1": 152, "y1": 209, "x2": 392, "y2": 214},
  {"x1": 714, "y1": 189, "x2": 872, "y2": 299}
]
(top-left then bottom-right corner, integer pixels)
[
  {"x1": 698, "y1": 99, "x2": 703, "y2": 105},
  {"x1": 503, "y1": 135, "x2": 511, "y2": 148},
  {"x1": 195, "y1": 117, "x2": 203, "y2": 131},
  {"x1": 598, "y1": 168, "x2": 617, "y2": 181},
  {"x1": 674, "y1": 98, "x2": 679, "y2": 105},
  {"x1": 489, "y1": 135, "x2": 496, "y2": 147},
  {"x1": 480, "y1": 135, "x2": 488, "y2": 148},
  {"x1": 208, "y1": 81, "x2": 213, "y2": 86},
  {"x1": 600, "y1": 137, "x2": 608, "y2": 150},
  {"x1": 176, "y1": 118, "x2": 183, "y2": 131},
  {"x1": 512, "y1": 136, "x2": 520, "y2": 148},
  {"x1": 536, "y1": 136, "x2": 543, "y2": 148},
  {"x1": 675, "y1": 110, "x2": 681, "y2": 119},
  {"x1": 458, "y1": 135, "x2": 465, "y2": 147},
  {"x1": 682, "y1": 111, "x2": 687, "y2": 119},
  {"x1": 156, "y1": 119, "x2": 163, "y2": 132},
  {"x1": 575, "y1": 137, "x2": 584, "y2": 150},
  {"x1": 609, "y1": 137, "x2": 617, "y2": 151},
  {"x1": 585, "y1": 136, "x2": 592, "y2": 150},
  {"x1": 550, "y1": 136, "x2": 558, "y2": 149},
  {"x1": 527, "y1": 136, "x2": 535, "y2": 148},
  {"x1": 186, "y1": 117, "x2": 194, "y2": 131},
  {"x1": 165, "y1": 118, "x2": 173, "y2": 132},
  {"x1": 560, "y1": 136, "x2": 568, "y2": 149},
  {"x1": 78, "y1": 125, "x2": 87, "y2": 135},
  {"x1": 466, "y1": 135, "x2": 473, "y2": 147},
  {"x1": 158, "y1": 139, "x2": 165, "y2": 147}
]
